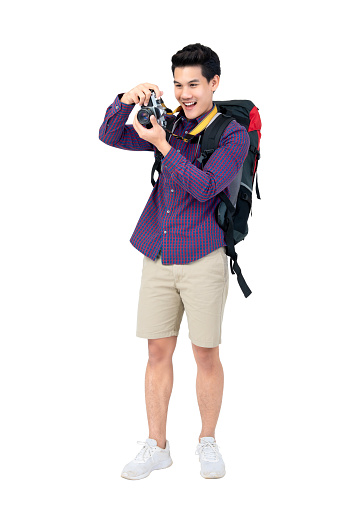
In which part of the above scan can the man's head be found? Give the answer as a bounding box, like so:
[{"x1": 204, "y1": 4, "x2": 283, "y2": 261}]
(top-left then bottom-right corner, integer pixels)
[{"x1": 171, "y1": 43, "x2": 221, "y2": 120}]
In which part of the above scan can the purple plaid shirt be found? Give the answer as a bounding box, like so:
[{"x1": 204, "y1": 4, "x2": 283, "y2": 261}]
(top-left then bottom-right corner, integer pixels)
[{"x1": 99, "y1": 94, "x2": 250, "y2": 264}]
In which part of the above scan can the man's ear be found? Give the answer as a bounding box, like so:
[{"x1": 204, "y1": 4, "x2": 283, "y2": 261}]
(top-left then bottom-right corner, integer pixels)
[{"x1": 211, "y1": 75, "x2": 220, "y2": 92}]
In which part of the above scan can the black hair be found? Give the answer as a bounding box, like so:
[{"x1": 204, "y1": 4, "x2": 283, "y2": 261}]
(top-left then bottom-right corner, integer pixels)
[{"x1": 171, "y1": 43, "x2": 221, "y2": 82}]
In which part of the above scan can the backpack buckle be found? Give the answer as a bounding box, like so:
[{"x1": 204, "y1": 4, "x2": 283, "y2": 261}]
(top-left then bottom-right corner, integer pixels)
[{"x1": 197, "y1": 149, "x2": 214, "y2": 164}]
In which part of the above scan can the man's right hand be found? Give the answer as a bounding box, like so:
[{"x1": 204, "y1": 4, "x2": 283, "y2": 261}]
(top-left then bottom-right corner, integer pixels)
[{"x1": 120, "y1": 83, "x2": 164, "y2": 107}]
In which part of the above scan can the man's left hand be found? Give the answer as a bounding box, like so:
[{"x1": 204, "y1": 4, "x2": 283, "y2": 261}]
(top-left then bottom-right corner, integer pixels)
[{"x1": 133, "y1": 113, "x2": 170, "y2": 155}]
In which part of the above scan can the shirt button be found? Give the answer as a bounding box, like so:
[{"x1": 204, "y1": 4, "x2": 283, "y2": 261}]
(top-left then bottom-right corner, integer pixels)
[
  {"x1": 116, "y1": 106, "x2": 119, "y2": 110},
  {"x1": 178, "y1": 149, "x2": 180, "y2": 152},
  {"x1": 164, "y1": 231, "x2": 167, "y2": 234},
  {"x1": 170, "y1": 189, "x2": 174, "y2": 192},
  {"x1": 166, "y1": 210, "x2": 170, "y2": 213}
]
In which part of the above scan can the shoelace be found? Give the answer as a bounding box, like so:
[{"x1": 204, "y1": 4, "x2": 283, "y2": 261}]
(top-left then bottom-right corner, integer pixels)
[
  {"x1": 134, "y1": 441, "x2": 157, "y2": 463},
  {"x1": 195, "y1": 442, "x2": 219, "y2": 462}
]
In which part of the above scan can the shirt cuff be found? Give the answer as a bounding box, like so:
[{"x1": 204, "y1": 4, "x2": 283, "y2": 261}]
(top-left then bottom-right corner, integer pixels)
[{"x1": 111, "y1": 93, "x2": 135, "y2": 114}]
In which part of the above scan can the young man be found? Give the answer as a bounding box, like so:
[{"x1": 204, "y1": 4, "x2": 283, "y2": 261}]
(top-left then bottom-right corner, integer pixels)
[{"x1": 99, "y1": 43, "x2": 250, "y2": 480}]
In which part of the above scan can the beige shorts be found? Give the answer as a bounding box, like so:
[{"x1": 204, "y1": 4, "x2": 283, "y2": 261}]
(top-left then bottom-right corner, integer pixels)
[{"x1": 136, "y1": 247, "x2": 229, "y2": 348}]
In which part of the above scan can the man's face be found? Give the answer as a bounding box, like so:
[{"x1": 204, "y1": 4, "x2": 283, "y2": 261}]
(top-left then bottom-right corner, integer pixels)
[{"x1": 173, "y1": 66, "x2": 220, "y2": 120}]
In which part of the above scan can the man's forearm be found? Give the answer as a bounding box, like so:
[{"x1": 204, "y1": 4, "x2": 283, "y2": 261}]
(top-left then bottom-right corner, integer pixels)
[{"x1": 156, "y1": 140, "x2": 171, "y2": 157}]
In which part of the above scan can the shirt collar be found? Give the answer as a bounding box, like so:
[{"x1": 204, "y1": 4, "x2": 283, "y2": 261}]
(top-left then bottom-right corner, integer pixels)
[{"x1": 179, "y1": 102, "x2": 216, "y2": 126}]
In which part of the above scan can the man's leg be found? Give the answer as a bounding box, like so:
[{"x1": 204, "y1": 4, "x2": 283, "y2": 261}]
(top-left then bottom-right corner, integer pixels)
[
  {"x1": 145, "y1": 336, "x2": 177, "y2": 449},
  {"x1": 191, "y1": 343, "x2": 224, "y2": 440}
]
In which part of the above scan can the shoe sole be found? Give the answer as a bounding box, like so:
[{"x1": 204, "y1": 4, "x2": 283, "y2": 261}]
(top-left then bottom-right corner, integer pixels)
[
  {"x1": 200, "y1": 470, "x2": 226, "y2": 479},
  {"x1": 121, "y1": 458, "x2": 173, "y2": 480}
]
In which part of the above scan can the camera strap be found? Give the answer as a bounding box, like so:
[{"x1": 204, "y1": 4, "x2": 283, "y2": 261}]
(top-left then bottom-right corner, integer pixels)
[{"x1": 160, "y1": 101, "x2": 219, "y2": 142}]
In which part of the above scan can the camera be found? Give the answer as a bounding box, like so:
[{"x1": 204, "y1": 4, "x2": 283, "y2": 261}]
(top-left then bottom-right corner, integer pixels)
[{"x1": 137, "y1": 90, "x2": 167, "y2": 129}]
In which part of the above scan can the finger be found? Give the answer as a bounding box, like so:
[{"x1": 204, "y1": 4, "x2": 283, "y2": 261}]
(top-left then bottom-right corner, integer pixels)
[
  {"x1": 136, "y1": 91, "x2": 146, "y2": 106},
  {"x1": 131, "y1": 92, "x2": 143, "y2": 105},
  {"x1": 150, "y1": 115, "x2": 159, "y2": 128},
  {"x1": 143, "y1": 89, "x2": 152, "y2": 106},
  {"x1": 139, "y1": 87, "x2": 153, "y2": 106},
  {"x1": 143, "y1": 83, "x2": 163, "y2": 99}
]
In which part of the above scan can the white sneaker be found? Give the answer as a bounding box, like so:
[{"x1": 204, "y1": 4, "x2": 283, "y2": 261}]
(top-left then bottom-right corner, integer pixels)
[
  {"x1": 195, "y1": 437, "x2": 226, "y2": 479},
  {"x1": 121, "y1": 438, "x2": 173, "y2": 480}
]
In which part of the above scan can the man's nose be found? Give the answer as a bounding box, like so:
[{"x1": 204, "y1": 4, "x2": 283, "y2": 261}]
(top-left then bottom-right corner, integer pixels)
[{"x1": 181, "y1": 91, "x2": 194, "y2": 99}]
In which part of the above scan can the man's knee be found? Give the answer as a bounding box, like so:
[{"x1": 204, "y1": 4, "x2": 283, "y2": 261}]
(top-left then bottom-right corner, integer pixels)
[
  {"x1": 148, "y1": 336, "x2": 177, "y2": 364},
  {"x1": 192, "y1": 343, "x2": 220, "y2": 370}
]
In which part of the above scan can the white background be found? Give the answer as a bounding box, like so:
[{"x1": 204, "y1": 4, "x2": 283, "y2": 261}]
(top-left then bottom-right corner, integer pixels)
[{"x1": 1, "y1": 0, "x2": 338, "y2": 506}]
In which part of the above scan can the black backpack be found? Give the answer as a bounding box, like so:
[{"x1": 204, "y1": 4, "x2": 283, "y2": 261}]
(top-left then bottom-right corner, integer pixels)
[{"x1": 151, "y1": 100, "x2": 262, "y2": 298}]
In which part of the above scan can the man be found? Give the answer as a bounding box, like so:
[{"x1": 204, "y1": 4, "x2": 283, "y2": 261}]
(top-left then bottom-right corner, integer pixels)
[{"x1": 99, "y1": 43, "x2": 250, "y2": 480}]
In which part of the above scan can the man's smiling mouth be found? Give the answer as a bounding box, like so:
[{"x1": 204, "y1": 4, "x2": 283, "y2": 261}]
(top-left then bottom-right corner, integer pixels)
[{"x1": 182, "y1": 101, "x2": 197, "y2": 109}]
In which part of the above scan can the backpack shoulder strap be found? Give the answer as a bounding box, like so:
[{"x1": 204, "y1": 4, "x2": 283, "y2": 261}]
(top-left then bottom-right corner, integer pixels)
[{"x1": 197, "y1": 113, "x2": 233, "y2": 167}]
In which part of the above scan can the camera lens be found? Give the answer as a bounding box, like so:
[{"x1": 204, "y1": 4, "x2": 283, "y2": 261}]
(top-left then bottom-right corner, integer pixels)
[{"x1": 137, "y1": 109, "x2": 151, "y2": 125}]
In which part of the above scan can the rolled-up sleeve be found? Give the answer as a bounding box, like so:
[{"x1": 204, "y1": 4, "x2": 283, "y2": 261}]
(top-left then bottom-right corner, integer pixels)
[{"x1": 160, "y1": 120, "x2": 250, "y2": 202}]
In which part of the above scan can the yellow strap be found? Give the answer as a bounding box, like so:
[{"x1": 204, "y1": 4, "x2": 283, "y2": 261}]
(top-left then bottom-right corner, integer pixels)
[
  {"x1": 161, "y1": 101, "x2": 218, "y2": 141},
  {"x1": 171, "y1": 106, "x2": 182, "y2": 114},
  {"x1": 188, "y1": 104, "x2": 218, "y2": 136}
]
